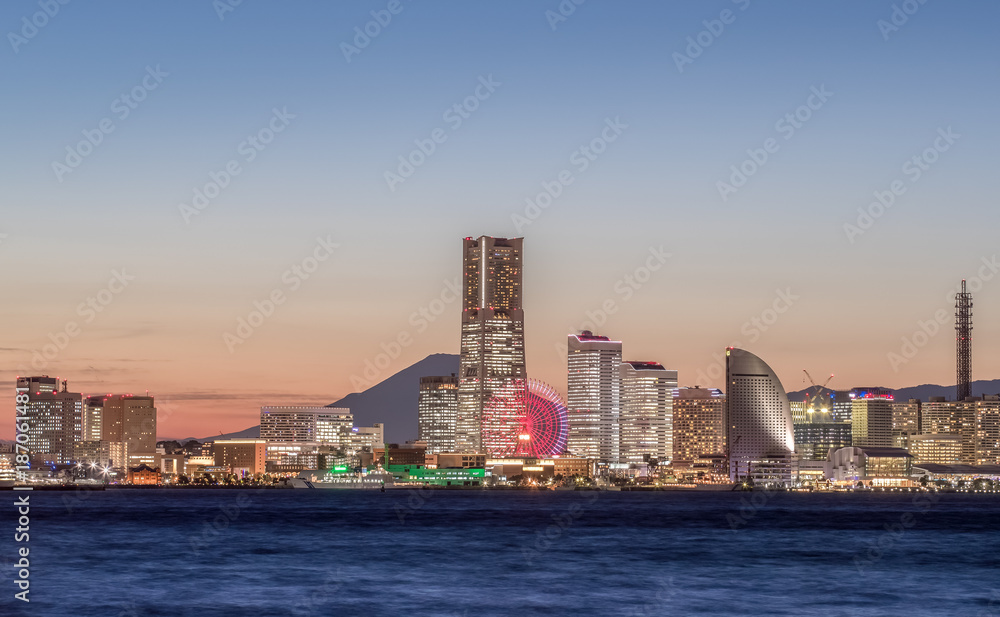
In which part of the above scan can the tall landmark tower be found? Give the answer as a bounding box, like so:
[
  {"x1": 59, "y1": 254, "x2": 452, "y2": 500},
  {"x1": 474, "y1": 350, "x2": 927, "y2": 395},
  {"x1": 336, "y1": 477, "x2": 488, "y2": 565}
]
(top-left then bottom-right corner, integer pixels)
[
  {"x1": 956, "y1": 279, "x2": 973, "y2": 401},
  {"x1": 457, "y1": 236, "x2": 526, "y2": 454}
]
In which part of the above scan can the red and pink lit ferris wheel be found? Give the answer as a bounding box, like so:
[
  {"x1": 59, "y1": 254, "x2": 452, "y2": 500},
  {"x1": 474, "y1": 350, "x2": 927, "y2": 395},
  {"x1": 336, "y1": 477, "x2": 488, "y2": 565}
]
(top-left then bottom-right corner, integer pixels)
[{"x1": 482, "y1": 378, "x2": 568, "y2": 458}]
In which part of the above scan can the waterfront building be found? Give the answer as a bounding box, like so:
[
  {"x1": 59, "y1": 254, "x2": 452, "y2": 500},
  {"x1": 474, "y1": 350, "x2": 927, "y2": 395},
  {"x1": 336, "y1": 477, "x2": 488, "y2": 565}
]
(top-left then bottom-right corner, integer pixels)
[
  {"x1": 619, "y1": 361, "x2": 677, "y2": 466},
  {"x1": 725, "y1": 348, "x2": 795, "y2": 485},
  {"x1": 908, "y1": 434, "x2": 963, "y2": 466},
  {"x1": 16, "y1": 376, "x2": 83, "y2": 465},
  {"x1": 921, "y1": 398, "x2": 978, "y2": 464},
  {"x1": 567, "y1": 331, "x2": 622, "y2": 462},
  {"x1": 127, "y1": 464, "x2": 161, "y2": 485},
  {"x1": 98, "y1": 394, "x2": 157, "y2": 467},
  {"x1": 851, "y1": 388, "x2": 894, "y2": 448},
  {"x1": 671, "y1": 387, "x2": 725, "y2": 469},
  {"x1": 794, "y1": 423, "x2": 852, "y2": 461},
  {"x1": 828, "y1": 446, "x2": 912, "y2": 486},
  {"x1": 417, "y1": 375, "x2": 459, "y2": 454},
  {"x1": 260, "y1": 406, "x2": 353, "y2": 446},
  {"x1": 433, "y1": 453, "x2": 487, "y2": 469},
  {"x1": 374, "y1": 443, "x2": 427, "y2": 467},
  {"x1": 977, "y1": 396, "x2": 1000, "y2": 464},
  {"x1": 457, "y1": 236, "x2": 526, "y2": 454},
  {"x1": 213, "y1": 439, "x2": 266, "y2": 476},
  {"x1": 265, "y1": 442, "x2": 319, "y2": 474},
  {"x1": 345, "y1": 424, "x2": 384, "y2": 457}
]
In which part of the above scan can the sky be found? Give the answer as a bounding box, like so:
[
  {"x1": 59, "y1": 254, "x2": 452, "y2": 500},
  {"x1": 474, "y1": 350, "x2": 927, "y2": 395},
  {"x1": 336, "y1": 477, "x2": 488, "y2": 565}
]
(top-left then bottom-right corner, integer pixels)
[{"x1": 2, "y1": 0, "x2": 999, "y2": 440}]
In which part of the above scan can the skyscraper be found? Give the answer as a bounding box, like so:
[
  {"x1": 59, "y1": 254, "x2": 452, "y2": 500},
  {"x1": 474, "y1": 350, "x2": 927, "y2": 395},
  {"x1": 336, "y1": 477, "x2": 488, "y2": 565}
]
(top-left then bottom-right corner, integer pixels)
[
  {"x1": 418, "y1": 375, "x2": 459, "y2": 454},
  {"x1": 567, "y1": 331, "x2": 622, "y2": 462},
  {"x1": 99, "y1": 394, "x2": 158, "y2": 467},
  {"x1": 671, "y1": 387, "x2": 725, "y2": 469},
  {"x1": 725, "y1": 348, "x2": 795, "y2": 485},
  {"x1": 619, "y1": 361, "x2": 677, "y2": 465},
  {"x1": 850, "y1": 388, "x2": 894, "y2": 448},
  {"x1": 15, "y1": 376, "x2": 82, "y2": 465},
  {"x1": 457, "y1": 236, "x2": 526, "y2": 454}
]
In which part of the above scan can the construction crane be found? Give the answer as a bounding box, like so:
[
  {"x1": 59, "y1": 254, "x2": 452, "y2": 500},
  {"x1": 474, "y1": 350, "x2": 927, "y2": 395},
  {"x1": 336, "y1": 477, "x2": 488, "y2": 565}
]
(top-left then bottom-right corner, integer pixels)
[{"x1": 802, "y1": 370, "x2": 834, "y2": 419}]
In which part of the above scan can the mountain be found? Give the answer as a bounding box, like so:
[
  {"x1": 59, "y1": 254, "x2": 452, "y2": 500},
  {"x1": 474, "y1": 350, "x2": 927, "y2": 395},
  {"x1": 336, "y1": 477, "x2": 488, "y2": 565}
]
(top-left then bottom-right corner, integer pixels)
[
  {"x1": 787, "y1": 379, "x2": 1000, "y2": 402},
  {"x1": 185, "y1": 426, "x2": 261, "y2": 443},
  {"x1": 329, "y1": 353, "x2": 459, "y2": 443}
]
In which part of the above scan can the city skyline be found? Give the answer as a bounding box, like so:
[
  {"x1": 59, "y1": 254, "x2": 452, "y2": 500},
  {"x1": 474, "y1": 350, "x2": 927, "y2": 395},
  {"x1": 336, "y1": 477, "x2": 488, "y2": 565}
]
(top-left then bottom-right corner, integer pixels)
[{"x1": 4, "y1": 1, "x2": 1000, "y2": 441}]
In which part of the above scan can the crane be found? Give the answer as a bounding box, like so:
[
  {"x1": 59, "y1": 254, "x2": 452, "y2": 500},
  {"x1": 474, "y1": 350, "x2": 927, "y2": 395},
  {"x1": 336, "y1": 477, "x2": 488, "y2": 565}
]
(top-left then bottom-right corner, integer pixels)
[{"x1": 802, "y1": 370, "x2": 834, "y2": 419}]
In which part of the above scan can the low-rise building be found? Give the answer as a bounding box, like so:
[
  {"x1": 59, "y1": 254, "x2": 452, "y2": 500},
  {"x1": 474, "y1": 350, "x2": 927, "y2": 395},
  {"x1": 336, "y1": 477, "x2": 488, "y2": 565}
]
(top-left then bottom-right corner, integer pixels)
[
  {"x1": 213, "y1": 439, "x2": 266, "y2": 476},
  {"x1": 127, "y1": 464, "x2": 161, "y2": 485},
  {"x1": 828, "y1": 446, "x2": 912, "y2": 486},
  {"x1": 908, "y1": 434, "x2": 962, "y2": 466}
]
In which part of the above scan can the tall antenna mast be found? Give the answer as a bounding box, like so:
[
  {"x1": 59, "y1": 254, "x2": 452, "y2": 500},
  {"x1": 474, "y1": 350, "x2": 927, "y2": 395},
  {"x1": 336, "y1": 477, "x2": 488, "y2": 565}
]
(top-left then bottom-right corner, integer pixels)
[{"x1": 956, "y1": 279, "x2": 973, "y2": 400}]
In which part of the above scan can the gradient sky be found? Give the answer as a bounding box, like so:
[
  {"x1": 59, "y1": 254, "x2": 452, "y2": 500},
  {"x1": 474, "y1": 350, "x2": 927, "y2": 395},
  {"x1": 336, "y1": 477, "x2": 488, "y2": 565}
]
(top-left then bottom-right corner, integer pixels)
[{"x1": 2, "y1": 1, "x2": 999, "y2": 440}]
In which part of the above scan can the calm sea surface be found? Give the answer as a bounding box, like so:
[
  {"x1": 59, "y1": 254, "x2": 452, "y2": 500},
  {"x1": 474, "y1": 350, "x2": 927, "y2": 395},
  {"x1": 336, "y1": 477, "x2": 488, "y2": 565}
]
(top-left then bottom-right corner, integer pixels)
[{"x1": 4, "y1": 489, "x2": 1000, "y2": 616}]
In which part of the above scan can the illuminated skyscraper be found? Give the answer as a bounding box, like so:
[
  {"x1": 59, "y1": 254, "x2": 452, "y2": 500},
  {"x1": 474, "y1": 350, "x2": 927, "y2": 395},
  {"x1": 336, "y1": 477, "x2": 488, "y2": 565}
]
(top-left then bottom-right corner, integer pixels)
[
  {"x1": 619, "y1": 361, "x2": 677, "y2": 465},
  {"x1": 15, "y1": 376, "x2": 82, "y2": 465},
  {"x1": 891, "y1": 398, "x2": 921, "y2": 448},
  {"x1": 850, "y1": 387, "x2": 894, "y2": 448},
  {"x1": 567, "y1": 331, "x2": 622, "y2": 462},
  {"x1": 671, "y1": 387, "x2": 725, "y2": 469},
  {"x1": 457, "y1": 236, "x2": 526, "y2": 454},
  {"x1": 418, "y1": 375, "x2": 459, "y2": 454},
  {"x1": 99, "y1": 394, "x2": 158, "y2": 467},
  {"x1": 260, "y1": 406, "x2": 353, "y2": 446},
  {"x1": 725, "y1": 348, "x2": 795, "y2": 485},
  {"x1": 920, "y1": 398, "x2": 977, "y2": 464}
]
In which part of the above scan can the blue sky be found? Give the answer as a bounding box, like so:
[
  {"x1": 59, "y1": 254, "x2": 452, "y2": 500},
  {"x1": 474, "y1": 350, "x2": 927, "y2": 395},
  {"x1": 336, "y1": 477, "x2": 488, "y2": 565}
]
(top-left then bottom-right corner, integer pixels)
[{"x1": 2, "y1": 0, "x2": 998, "y2": 436}]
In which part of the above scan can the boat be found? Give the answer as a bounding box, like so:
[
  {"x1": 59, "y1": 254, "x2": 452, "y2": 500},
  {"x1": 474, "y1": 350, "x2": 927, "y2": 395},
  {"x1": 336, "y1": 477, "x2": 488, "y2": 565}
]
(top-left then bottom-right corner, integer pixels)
[{"x1": 287, "y1": 469, "x2": 397, "y2": 489}]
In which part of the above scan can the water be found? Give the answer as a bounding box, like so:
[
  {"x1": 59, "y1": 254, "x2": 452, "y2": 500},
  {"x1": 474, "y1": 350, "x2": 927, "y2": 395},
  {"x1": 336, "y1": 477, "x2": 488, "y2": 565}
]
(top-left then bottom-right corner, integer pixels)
[{"x1": 4, "y1": 488, "x2": 1000, "y2": 616}]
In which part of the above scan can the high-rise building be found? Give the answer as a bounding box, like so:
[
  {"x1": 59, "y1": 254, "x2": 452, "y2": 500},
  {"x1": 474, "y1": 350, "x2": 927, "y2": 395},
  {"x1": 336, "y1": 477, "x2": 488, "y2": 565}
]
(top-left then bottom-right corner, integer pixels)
[
  {"x1": 975, "y1": 396, "x2": 1000, "y2": 464},
  {"x1": 794, "y1": 423, "x2": 852, "y2": 460},
  {"x1": 418, "y1": 375, "x2": 459, "y2": 454},
  {"x1": 831, "y1": 390, "x2": 853, "y2": 424},
  {"x1": 15, "y1": 376, "x2": 83, "y2": 465},
  {"x1": 457, "y1": 236, "x2": 526, "y2": 454},
  {"x1": 213, "y1": 439, "x2": 266, "y2": 476},
  {"x1": 671, "y1": 387, "x2": 725, "y2": 469},
  {"x1": 851, "y1": 388, "x2": 894, "y2": 448},
  {"x1": 98, "y1": 395, "x2": 158, "y2": 467},
  {"x1": 790, "y1": 401, "x2": 808, "y2": 425},
  {"x1": 725, "y1": 348, "x2": 795, "y2": 485},
  {"x1": 619, "y1": 361, "x2": 677, "y2": 465},
  {"x1": 345, "y1": 423, "x2": 385, "y2": 457},
  {"x1": 891, "y1": 398, "x2": 921, "y2": 448},
  {"x1": 566, "y1": 331, "x2": 622, "y2": 462},
  {"x1": 260, "y1": 407, "x2": 353, "y2": 446},
  {"x1": 921, "y1": 398, "x2": 977, "y2": 464},
  {"x1": 82, "y1": 395, "x2": 104, "y2": 442}
]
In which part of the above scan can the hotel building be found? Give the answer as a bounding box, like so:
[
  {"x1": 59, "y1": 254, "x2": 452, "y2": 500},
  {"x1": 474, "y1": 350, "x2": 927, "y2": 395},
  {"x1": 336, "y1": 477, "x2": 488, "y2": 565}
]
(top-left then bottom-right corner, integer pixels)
[
  {"x1": 417, "y1": 375, "x2": 459, "y2": 454},
  {"x1": 566, "y1": 331, "x2": 622, "y2": 462},
  {"x1": 260, "y1": 406, "x2": 353, "y2": 446},
  {"x1": 16, "y1": 376, "x2": 83, "y2": 465},
  {"x1": 619, "y1": 361, "x2": 677, "y2": 465},
  {"x1": 457, "y1": 236, "x2": 526, "y2": 455},
  {"x1": 671, "y1": 387, "x2": 725, "y2": 469},
  {"x1": 725, "y1": 348, "x2": 795, "y2": 485},
  {"x1": 851, "y1": 388, "x2": 894, "y2": 448}
]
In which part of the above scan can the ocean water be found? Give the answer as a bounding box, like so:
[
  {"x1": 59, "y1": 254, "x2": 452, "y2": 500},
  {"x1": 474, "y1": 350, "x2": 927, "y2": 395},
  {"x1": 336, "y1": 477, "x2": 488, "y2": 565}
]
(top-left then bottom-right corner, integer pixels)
[{"x1": 4, "y1": 488, "x2": 1000, "y2": 616}]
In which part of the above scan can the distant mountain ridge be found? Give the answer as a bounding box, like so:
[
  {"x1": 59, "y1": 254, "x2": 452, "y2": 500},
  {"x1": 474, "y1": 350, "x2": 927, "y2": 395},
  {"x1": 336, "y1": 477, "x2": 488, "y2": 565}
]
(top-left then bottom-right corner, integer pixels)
[{"x1": 787, "y1": 379, "x2": 1000, "y2": 402}]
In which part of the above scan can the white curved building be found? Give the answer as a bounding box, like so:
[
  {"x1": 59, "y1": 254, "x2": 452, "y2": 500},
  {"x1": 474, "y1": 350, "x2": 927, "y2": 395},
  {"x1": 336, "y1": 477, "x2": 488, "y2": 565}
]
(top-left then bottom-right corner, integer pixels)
[{"x1": 725, "y1": 348, "x2": 795, "y2": 485}]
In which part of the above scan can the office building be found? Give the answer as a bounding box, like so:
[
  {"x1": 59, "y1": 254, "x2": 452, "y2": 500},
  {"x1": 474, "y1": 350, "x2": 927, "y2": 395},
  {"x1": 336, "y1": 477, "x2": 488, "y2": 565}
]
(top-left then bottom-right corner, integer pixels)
[
  {"x1": 921, "y1": 398, "x2": 977, "y2": 464},
  {"x1": 97, "y1": 394, "x2": 157, "y2": 467},
  {"x1": 260, "y1": 406, "x2": 353, "y2": 446},
  {"x1": 831, "y1": 390, "x2": 853, "y2": 424},
  {"x1": 672, "y1": 387, "x2": 725, "y2": 469},
  {"x1": 725, "y1": 348, "x2": 795, "y2": 485},
  {"x1": 15, "y1": 376, "x2": 83, "y2": 465},
  {"x1": 417, "y1": 375, "x2": 459, "y2": 454},
  {"x1": 851, "y1": 388, "x2": 894, "y2": 448},
  {"x1": 908, "y1": 434, "x2": 963, "y2": 466},
  {"x1": 794, "y1": 422, "x2": 852, "y2": 461},
  {"x1": 213, "y1": 439, "x2": 266, "y2": 476},
  {"x1": 891, "y1": 398, "x2": 921, "y2": 448},
  {"x1": 977, "y1": 396, "x2": 1000, "y2": 465},
  {"x1": 82, "y1": 395, "x2": 104, "y2": 442},
  {"x1": 457, "y1": 236, "x2": 526, "y2": 454},
  {"x1": 619, "y1": 362, "x2": 677, "y2": 465},
  {"x1": 566, "y1": 331, "x2": 622, "y2": 462},
  {"x1": 345, "y1": 424, "x2": 384, "y2": 457},
  {"x1": 790, "y1": 401, "x2": 808, "y2": 425}
]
